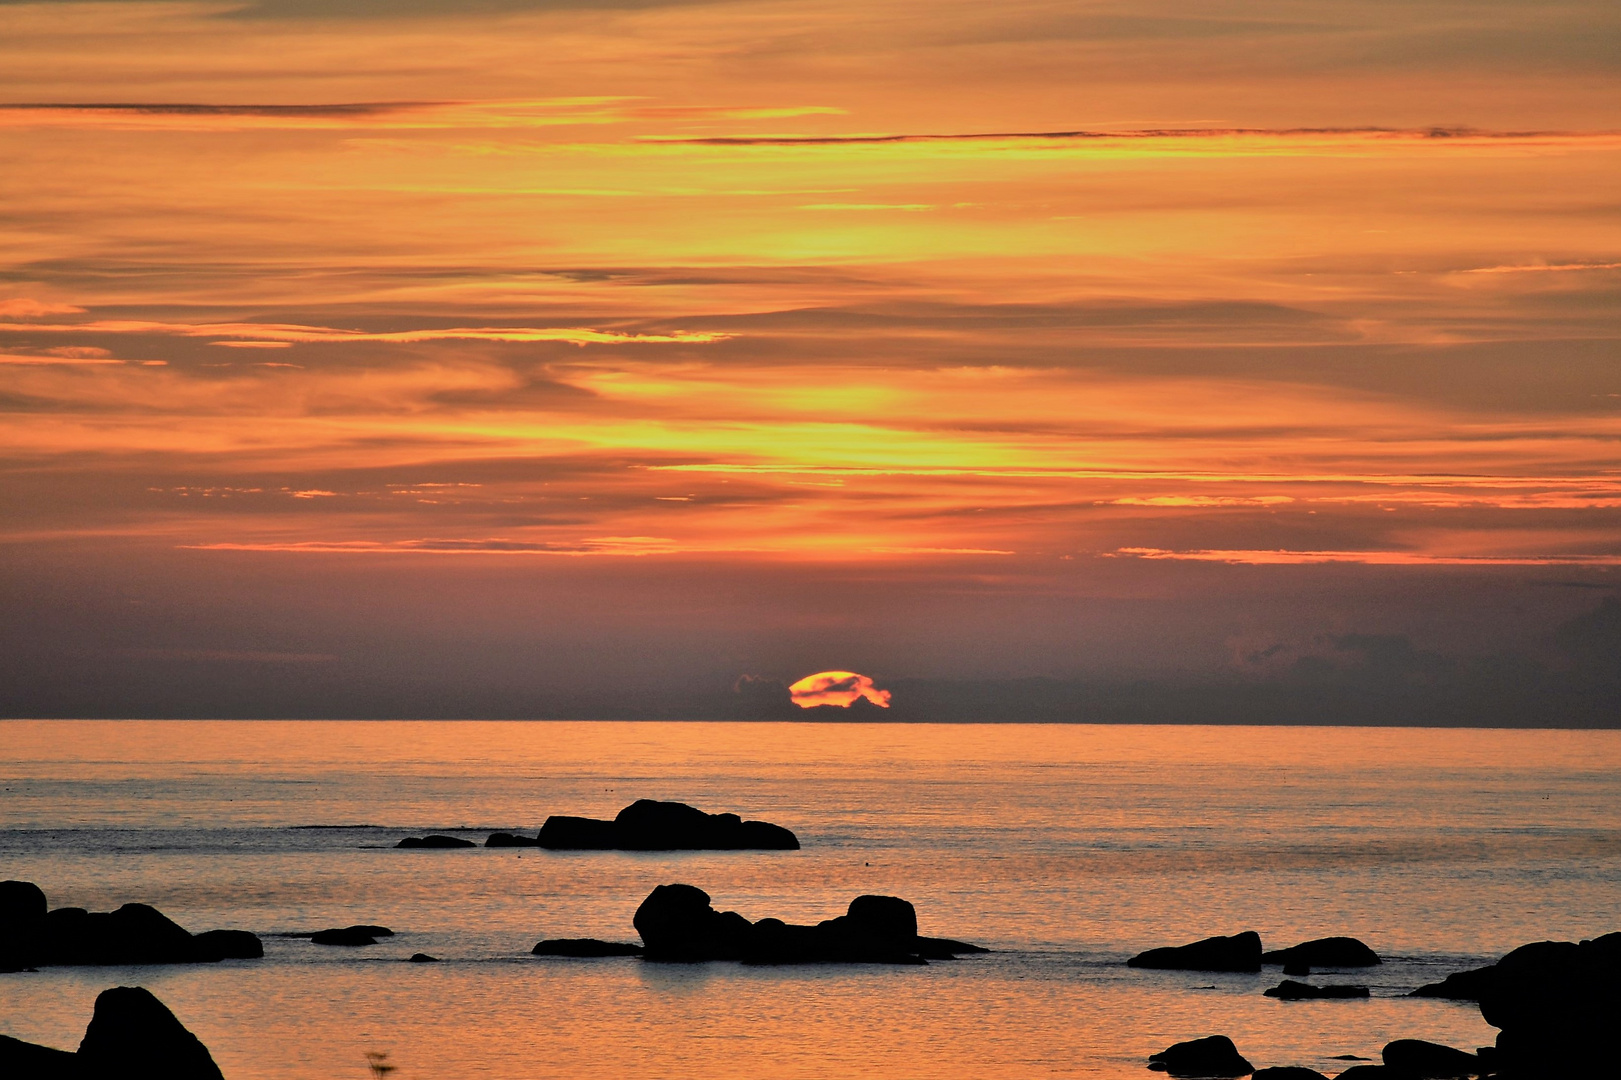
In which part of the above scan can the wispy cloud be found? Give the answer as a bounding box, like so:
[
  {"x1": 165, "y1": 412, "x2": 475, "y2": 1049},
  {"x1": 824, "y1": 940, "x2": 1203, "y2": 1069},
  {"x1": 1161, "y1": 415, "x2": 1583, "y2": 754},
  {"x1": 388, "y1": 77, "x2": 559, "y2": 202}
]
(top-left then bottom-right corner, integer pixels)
[
  {"x1": 0, "y1": 320, "x2": 729, "y2": 346},
  {"x1": 1114, "y1": 548, "x2": 1621, "y2": 566}
]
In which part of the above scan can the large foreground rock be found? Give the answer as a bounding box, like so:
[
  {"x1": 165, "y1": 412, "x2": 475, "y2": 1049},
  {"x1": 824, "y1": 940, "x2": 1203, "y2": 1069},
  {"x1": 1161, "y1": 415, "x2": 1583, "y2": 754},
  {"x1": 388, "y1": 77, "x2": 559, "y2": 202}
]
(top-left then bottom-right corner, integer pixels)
[
  {"x1": 537, "y1": 800, "x2": 799, "y2": 851},
  {"x1": 1, "y1": 883, "x2": 262, "y2": 970},
  {"x1": 1129, "y1": 932, "x2": 1263, "y2": 972},
  {"x1": 1147, "y1": 1034, "x2": 1254, "y2": 1077},
  {"x1": 0, "y1": 986, "x2": 223, "y2": 1080},
  {"x1": 1262, "y1": 936, "x2": 1381, "y2": 968},
  {"x1": 1476, "y1": 931, "x2": 1621, "y2": 1078},
  {"x1": 630, "y1": 884, "x2": 984, "y2": 964}
]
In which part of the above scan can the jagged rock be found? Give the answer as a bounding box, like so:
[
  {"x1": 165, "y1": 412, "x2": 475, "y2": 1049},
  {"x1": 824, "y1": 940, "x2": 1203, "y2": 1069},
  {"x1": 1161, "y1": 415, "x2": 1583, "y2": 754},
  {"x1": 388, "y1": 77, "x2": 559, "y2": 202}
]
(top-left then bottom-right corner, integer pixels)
[
  {"x1": 309, "y1": 924, "x2": 393, "y2": 946},
  {"x1": 1147, "y1": 1034, "x2": 1254, "y2": 1077},
  {"x1": 1381, "y1": 1039, "x2": 1477, "y2": 1078},
  {"x1": 1263, "y1": 937, "x2": 1381, "y2": 968},
  {"x1": 1252, "y1": 1069, "x2": 1328, "y2": 1080},
  {"x1": 537, "y1": 800, "x2": 799, "y2": 851},
  {"x1": 627, "y1": 884, "x2": 981, "y2": 964},
  {"x1": 1409, "y1": 965, "x2": 1496, "y2": 1000},
  {"x1": 395, "y1": 835, "x2": 476, "y2": 849},
  {"x1": 1129, "y1": 932, "x2": 1263, "y2": 972},
  {"x1": 1263, "y1": 980, "x2": 1369, "y2": 1000},
  {"x1": 408, "y1": 953, "x2": 439, "y2": 962},
  {"x1": 78, "y1": 986, "x2": 223, "y2": 1080},
  {"x1": 531, "y1": 938, "x2": 644, "y2": 957},
  {"x1": 485, "y1": 832, "x2": 540, "y2": 848}
]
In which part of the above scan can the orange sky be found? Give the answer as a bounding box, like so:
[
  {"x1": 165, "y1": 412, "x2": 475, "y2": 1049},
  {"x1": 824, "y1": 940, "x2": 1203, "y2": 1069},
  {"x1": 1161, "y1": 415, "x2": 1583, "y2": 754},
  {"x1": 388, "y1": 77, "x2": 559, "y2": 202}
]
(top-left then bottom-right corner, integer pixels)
[{"x1": 1, "y1": 0, "x2": 1618, "y2": 718}]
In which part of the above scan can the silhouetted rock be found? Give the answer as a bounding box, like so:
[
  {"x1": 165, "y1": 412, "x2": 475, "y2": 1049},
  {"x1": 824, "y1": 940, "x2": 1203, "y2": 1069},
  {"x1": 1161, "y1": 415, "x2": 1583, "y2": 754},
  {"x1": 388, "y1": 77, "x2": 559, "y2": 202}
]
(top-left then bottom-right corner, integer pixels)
[
  {"x1": 395, "y1": 835, "x2": 476, "y2": 849},
  {"x1": 531, "y1": 938, "x2": 644, "y2": 957},
  {"x1": 1252, "y1": 1069, "x2": 1328, "y2": 1080},
  {"x1": 1147, "y1": 1034, "x2": 1254, "y2": 1077},
  {"x1": 0, "y1": 880, "x2": 49, "y2": 972},
  {"x1": 537, "y1": 800, "x2": 799, "y2": 851},
  {"x1": 408, "y1": 953, "x2": 439, "y2": 962},
  {"x1": 1264, "y1": 980, "x2": 1369, "y2": 1000},
  {"x1": 78, "y1": 986, "x2": 223, "y2": 1080},
  {"x1": 0, "y1": 1032, "x2": 79, "y2": 1076},
  {"x1": 13, "y1": 894, "x2": 264, "y2": 968},
  {"x1": 1475, "y1": 931, "x2": 1621, "y2": 1079},
  {"x1": 1409, "y1": 965, "x2": 1496, "y2": 1000},
  {"x1": 309, "y1": 924, "x2": 392, "y2": 946},
  {"x1": 1130, "y1": 932, "x2": 1263, "y2": 972},
  {"x1": 1333, "y1": 1067, "x2": 1390, "y2": 1080},
  {"x1": 627, "y1": 884, "x2": 981, "y2": 964},
  {"x1": 1283, "y1": 959, "x2": 1310, "y2": 976},
  {"x1": 485, "y1": 832, "x2": 540, "y2": 848},
  {"x1": 1380, "y1": 1039, "x2": 1476, "y2": 1078},
  {"x1": 1263, "y1": 937, "x2": 1381, "y2": 968},
  {"x1": 191, "y1": 929, "x2": 263, "y2": 961}
]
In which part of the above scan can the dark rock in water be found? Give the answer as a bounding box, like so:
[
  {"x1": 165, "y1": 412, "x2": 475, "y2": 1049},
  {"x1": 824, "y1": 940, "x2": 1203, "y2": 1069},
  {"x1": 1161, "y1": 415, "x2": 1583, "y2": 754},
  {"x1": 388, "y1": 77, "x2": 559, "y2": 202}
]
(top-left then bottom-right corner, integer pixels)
[
  {"x1": 1282, "y1": 959, "x2": 1310, "y2": 976},
  {"x1": 0, "y1": 1032, "x2": 79, "y2": 1076},
  {"x1": 1252, "y1": 1069, "x2": 1328, "y2": 1080},
  {"x1": 1381, "y1": 1039, "x2": 1477, "y2": 1078},
  {"x1": 1333, "y1": 1067, "x2": 1390, "y2": 1079},
  {"x1": 408, "y1": 953, "x2": 439, "y2": 962},
  {"x1": 192, "y1": 929, "x2": 264, "y2": 961},
  {"x1": 538, "y1": 800, "x2": 799, "y2": 851},
  {"x1": 1129, "y1": 932, "x2": 1263, "y2": 973},
  {"x1": 1409, "y1": 965, "x2": 1496, "y2": 1000},
  {"x1": 532, "y1": 938, "x2": 644, "y2": 957},
  {"x1": 396, "y1": 834, "x2": 476, "y2": 849},
  {"x1": 485, "y1": 832, "x2": 540, "y2": 848},
  {"x1": 1263, "y1": 937, "x2": 1381, "y2": 969},
  {"x1": 79, "y1": 986, "x2": 223, "y2": 1080},
  {"x1": 310, "y1": 925, "x2": 392, "y2": 946},
  {"x1": 1408, "y1": 965, "x2": 1495, "y2": 1000},
  {"x1": 1147, "y1": 1034, "x2": 1254, "y2": 1077},
  {"x1": 628, "y1": 884, "x2": 982, "y2": 964},
  {"x1": 1475, "y1": 931, "x2": 1621, "y2": 1079},
  {"x1": 1264, "y1": 980, "x2": 1369, "y2": 1000}
]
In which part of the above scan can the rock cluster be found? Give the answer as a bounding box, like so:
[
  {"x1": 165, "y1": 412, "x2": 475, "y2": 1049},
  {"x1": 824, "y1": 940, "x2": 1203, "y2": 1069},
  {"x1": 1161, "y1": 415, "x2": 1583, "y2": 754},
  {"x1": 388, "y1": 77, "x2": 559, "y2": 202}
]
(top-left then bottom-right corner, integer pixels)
[
  {"x1": 536, "y1": 800, "x2": 799, "y2": 851},
  {"x1": 0, "y1": 985, "x2": 224, "y2": 1080},
  {"x1": 534, "y1": 884, "x2": 984, "y2": 964},
  {"x1": 0, "y1": 881, "x2": 262, "y2": 971},
  {"x1": 1128, "y1": 931, "x2": 1381, "y2": 977}
]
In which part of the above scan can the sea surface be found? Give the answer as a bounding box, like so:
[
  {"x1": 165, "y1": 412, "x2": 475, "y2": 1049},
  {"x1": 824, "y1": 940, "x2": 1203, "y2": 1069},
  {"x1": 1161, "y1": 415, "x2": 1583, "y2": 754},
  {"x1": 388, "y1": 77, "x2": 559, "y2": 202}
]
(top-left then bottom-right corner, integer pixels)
[{"x1": 2, "y1": 721, "x2": 1619, "y2": 1080}]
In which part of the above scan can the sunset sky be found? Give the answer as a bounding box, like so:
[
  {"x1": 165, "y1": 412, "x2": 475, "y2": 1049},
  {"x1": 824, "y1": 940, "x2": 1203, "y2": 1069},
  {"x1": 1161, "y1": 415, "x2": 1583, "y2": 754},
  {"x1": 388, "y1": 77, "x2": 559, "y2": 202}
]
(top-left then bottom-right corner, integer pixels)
[{"x1": 2, "y1": 0, "x2": 1618, "y2": 721}]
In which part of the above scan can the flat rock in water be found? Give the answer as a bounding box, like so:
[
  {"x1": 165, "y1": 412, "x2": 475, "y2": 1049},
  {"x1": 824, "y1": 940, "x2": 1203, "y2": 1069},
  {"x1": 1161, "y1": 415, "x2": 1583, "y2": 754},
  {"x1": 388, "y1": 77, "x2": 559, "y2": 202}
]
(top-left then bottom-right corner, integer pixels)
[
  {"x1": 408, "y1": 953, "x2": 439, "y2": 962},
  {"x1": 1147, "y1": 1034, "x2": 1255, "y2": 1077},
  {"x1": 1252, "y1": 1069, "x2": 1329, "y2": 1080},
  {"x1": 1, "y1": 884, "x2": 264, "y2": 969},
  {"x1": 532, "y1": 938, "x2": 644, "y2": 957},
  {"x1": 309, "y1": 924, "x2": 393, "y2": 946},
  {"x1": 1264, "y1": 980, "x2": 1370, "y2": 1000},
  {"x1": 1381, "y1": 1039, "x2": 1477, "y2": 1078},
  {"x1": 1263, "y1": 936, "x2": 1381, "y2": 968},
  {"x1": 485, "y1": 832, "x2": 540, "y2": 848},
  {"x1": 79, "y1": 986, "x2": 224, "y2": 1080},
  {"x1": 629, "y1": 884, "x2": 982, "y2": 964},
  {"x1": 1129, "y1": 932, "x2": 1263, "y2": 973},
  {"x1": 537, "y1": 800, "x2": 799, "y2": 851},
  {"x1": 395, "y1": 835, "x2": 476, "y2": 849}
]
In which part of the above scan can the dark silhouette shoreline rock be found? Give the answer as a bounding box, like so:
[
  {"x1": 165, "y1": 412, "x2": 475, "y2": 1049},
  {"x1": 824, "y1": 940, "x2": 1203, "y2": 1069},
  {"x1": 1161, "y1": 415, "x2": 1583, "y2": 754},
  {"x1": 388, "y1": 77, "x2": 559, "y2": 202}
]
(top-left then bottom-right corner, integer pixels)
[
  {"x1": 532, "y1": 938, "x2": 644, "y2": 957},
  {"x1": 486, "y1": 832, "x2": 541, "y2": 848},
  {"x1": 1129, "y1": 932, "x2": 1262, "y2": 973},
  {"x1": 1476, "y1": 931, "x2": 1619, "y2": 1078},
  {"x1": 307, "y1": 925, "x2": 393, "y2": 946},
  {"x1": 537, "y1": 801, "x2": 799, "y2": 851},
  {"x1": 1381, "y1": 1039, "x2": 1477, "y2": 1078},
  {"x1": 1, "y1": 986, "x2": 223, "y2": 1080},
  {"x1": 1263, "y1": 980, "x2": 1369, "y2": 1000},
  {"x1": 0, "y1": 882, "x2": 262, "y2": 971},
  {"x1": 1252, "y1": 1069, "x2": 1328, "y2": 1080},
  {"x1": 626, "y1": 884, "x2": 982, "y2": 964},
  {"x1": 1147, "y1": 1034, "x2": 1254, "y2": 1077},
  {"x1": 395, "y1": 835, "x2": 476, "y2": 849},
  {"x1": 1409, "y1": 965, "x2": 1496, "y2": 1000},
  {"x1": 1262, "y1": 937, "x2": 1381, "y2": 968},
  {"x1": 408, "y1": 953, "x2": 439, "y2": 963}
]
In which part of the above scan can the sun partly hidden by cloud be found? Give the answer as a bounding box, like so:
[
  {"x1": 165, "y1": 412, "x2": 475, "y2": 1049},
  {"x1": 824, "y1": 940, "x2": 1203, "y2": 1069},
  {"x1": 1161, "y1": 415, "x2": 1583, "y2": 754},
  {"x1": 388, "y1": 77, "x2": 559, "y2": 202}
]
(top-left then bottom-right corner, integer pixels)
[{"x1": 788, "y1": 672, "x2": 893, "y2": 709}]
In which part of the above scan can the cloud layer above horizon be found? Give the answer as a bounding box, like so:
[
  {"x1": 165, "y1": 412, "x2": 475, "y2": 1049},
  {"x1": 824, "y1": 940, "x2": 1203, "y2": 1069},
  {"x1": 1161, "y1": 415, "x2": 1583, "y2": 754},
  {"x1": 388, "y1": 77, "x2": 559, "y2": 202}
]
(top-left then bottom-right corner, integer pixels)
[{"x1": 1, "y1": 0, "x2": 1618, "y2": 719}]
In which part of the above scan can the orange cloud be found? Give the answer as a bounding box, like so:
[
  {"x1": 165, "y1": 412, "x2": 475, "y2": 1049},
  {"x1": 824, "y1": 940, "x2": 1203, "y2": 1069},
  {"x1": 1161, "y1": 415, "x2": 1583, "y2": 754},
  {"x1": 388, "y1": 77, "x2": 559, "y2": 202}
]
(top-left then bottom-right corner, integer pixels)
[{"x1": 787, "y1": 671, "x2": 892, "y2": 709}]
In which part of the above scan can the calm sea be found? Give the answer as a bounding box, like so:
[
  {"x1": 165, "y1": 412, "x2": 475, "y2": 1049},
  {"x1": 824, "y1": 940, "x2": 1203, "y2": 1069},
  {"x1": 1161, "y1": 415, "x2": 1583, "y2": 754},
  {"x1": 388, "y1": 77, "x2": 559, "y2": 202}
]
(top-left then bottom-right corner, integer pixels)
[{"x1": 2, "y1": 721, "x2": 1618, "y2": 1079}]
